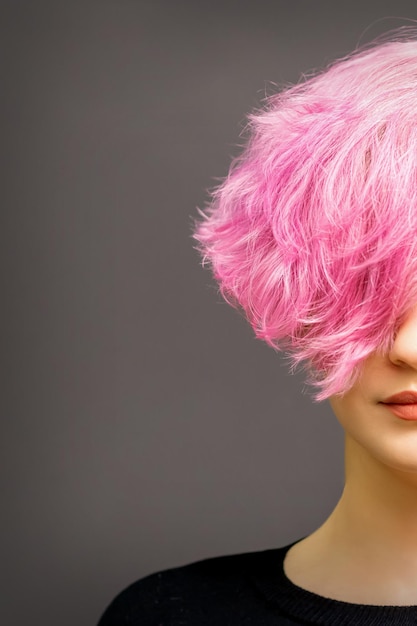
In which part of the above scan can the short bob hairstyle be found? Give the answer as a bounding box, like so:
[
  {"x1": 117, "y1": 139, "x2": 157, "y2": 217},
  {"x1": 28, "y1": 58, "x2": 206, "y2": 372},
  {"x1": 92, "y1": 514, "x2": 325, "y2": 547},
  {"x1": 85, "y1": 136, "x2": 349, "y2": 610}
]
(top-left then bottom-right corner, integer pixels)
[{"x1": 193, "y1": 33, "x2": 417, "y2": 401}]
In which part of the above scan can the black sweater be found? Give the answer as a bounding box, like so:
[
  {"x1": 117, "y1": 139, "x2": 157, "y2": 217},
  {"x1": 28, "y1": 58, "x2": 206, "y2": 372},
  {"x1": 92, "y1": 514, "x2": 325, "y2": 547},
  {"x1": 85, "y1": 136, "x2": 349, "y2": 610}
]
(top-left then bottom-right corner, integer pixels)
[{"x1": 97, "y1": 540, "x2": 417, "y2": 625}]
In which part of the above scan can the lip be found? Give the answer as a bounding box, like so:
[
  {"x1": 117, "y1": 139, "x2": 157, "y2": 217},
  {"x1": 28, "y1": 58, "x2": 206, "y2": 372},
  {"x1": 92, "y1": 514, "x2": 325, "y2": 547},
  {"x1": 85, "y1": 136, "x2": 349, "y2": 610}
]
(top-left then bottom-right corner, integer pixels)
[{"x1": 380, "y1": 391, "x2": 417, "y2": 420}]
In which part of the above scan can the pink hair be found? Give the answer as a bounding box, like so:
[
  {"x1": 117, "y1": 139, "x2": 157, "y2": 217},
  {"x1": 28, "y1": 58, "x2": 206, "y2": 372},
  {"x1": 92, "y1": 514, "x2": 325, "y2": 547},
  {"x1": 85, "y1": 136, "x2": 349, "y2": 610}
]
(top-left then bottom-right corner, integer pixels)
[{"x1": 193, "y1": 35, "x2": 417, "y2": 401}]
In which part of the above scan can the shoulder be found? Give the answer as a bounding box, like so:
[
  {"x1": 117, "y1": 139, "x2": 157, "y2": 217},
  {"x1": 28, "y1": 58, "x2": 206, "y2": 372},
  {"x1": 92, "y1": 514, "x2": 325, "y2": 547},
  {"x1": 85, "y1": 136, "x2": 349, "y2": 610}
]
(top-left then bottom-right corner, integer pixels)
[{"x1": 97, "y1": 546, "x2": 287, "y2": 626}]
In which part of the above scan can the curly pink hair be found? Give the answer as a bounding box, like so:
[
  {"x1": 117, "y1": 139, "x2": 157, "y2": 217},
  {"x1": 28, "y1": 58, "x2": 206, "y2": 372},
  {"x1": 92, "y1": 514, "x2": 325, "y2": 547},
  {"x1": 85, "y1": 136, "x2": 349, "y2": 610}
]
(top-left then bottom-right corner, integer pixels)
[{"x1": 193, "y1": 35, "x2": 417, "y2": 401}]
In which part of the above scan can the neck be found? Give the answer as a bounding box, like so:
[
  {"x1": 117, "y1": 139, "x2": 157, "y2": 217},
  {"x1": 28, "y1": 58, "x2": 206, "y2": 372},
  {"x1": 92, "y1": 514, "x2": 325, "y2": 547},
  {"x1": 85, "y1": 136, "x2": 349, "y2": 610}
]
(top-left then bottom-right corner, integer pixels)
[
  {"x1": 331, "y1": 434, "x2": 417, "y2": 552},
  {"x1": 284, "y1": 433, "x2": 417, "y2": 604}
]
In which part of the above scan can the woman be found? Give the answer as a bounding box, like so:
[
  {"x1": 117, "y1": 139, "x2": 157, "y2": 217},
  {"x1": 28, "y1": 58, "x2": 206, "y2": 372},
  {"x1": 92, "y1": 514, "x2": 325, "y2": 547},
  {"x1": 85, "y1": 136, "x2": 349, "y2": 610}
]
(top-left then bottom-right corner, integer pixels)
[{"x1": 98, "y1": 32, "x2": 417, "y2": 624}]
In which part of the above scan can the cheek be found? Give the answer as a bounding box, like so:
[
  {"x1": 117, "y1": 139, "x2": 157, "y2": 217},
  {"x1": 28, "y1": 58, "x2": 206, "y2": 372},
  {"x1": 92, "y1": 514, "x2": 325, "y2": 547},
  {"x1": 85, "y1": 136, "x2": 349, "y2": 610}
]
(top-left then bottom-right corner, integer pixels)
[
  {"x1": 329, "y1": 394, "x2": 357, "y2": 432},
  {"x1": 328, "y1": 361, "x2": 380, "y2": 434},
  {"x1": 329, "y1": 391, "x2": 374, "y2": 444}
]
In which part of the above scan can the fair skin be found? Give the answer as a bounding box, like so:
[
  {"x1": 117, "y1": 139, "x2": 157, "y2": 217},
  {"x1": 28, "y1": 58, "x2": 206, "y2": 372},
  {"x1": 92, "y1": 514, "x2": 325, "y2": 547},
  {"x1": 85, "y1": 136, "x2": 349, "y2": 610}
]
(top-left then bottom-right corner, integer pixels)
[{"x1": 284, "y1": 304, "x2": 417, "y2": 605}]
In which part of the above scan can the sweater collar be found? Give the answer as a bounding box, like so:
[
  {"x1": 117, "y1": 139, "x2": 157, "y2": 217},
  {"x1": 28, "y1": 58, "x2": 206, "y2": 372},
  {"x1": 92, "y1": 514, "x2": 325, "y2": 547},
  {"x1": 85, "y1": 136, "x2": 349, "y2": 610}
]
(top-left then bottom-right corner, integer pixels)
[{"x1": 249, "y1": 540, "x2": 417, "y2": 626}]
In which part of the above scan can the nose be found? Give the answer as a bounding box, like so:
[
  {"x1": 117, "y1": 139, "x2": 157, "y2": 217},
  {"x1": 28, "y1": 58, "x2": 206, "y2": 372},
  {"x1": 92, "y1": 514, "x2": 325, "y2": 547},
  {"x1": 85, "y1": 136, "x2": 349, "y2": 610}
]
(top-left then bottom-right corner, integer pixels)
[{"x1": 388, "y1": 305, "x2": 417, "y2": 369}]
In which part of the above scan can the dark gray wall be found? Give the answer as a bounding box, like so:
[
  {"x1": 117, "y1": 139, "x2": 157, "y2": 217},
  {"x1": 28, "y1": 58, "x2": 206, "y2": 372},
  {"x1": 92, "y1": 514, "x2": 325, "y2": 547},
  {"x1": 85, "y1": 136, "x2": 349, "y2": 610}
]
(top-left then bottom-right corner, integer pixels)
[{"x1": 2, "y1": 2, "x2": 416, "y2": 625}]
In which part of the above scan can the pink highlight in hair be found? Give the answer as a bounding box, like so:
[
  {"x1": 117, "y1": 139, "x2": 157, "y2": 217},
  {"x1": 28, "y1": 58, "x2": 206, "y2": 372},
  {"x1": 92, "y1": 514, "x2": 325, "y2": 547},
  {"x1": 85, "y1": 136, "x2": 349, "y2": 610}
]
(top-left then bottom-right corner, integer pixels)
[{"x1": 193, "y1": 36, "x2": 417, "y2": 401}]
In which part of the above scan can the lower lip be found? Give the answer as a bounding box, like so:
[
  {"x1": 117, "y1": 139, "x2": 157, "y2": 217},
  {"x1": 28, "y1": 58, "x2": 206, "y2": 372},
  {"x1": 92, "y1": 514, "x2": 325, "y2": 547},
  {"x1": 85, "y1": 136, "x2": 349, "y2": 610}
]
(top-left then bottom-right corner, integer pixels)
[{"x1": 382, "y1": 403, "x2": 417, "y2": 420}]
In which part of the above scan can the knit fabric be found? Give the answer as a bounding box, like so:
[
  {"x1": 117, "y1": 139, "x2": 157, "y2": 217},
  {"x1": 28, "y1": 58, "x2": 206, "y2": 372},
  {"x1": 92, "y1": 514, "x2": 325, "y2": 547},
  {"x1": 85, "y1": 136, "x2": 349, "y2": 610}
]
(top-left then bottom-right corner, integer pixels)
[{"x1": 97, "y1": 540, "x2": 417, "y2": 625}]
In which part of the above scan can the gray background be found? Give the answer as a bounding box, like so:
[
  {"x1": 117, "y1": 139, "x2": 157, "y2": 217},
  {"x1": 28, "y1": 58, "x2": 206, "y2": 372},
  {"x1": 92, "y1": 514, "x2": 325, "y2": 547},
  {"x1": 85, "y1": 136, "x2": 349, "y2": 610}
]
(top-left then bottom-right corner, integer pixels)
[{"x1": 2, "y1": 2, "x2": 416, "y2": 625}]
